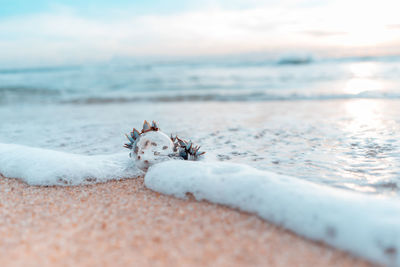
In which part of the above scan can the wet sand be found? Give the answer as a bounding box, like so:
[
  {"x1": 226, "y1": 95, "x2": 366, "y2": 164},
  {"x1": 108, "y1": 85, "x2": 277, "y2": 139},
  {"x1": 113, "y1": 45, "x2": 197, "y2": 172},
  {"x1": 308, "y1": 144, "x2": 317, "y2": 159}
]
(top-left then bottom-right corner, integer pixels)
[{"x1": 0, "y1": 175, "x2": 374, "y2": 267}]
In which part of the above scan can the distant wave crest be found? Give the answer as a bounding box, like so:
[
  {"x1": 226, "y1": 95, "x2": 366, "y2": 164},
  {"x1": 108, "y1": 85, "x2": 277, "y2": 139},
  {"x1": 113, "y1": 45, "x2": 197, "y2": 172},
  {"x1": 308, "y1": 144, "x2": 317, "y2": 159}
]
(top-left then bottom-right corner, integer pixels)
[{"x1": 1, "y1": 87, "x2": 400, "y2": 105}]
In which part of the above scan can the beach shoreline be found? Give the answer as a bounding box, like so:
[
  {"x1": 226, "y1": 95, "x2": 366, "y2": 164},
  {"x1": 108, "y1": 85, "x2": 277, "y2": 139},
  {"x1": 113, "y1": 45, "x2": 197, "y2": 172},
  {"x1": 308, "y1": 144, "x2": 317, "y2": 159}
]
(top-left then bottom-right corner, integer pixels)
[{"x1": 0, "y1": 175, "x2": 374, "y2": 266}]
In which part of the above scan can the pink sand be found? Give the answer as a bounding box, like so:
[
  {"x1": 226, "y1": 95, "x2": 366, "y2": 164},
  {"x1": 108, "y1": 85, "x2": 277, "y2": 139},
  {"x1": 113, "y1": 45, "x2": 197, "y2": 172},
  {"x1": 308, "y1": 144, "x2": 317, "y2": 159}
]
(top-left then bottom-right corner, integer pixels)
[{"x1": 0, "y1": 175, "x2": 374, "y2": 266}]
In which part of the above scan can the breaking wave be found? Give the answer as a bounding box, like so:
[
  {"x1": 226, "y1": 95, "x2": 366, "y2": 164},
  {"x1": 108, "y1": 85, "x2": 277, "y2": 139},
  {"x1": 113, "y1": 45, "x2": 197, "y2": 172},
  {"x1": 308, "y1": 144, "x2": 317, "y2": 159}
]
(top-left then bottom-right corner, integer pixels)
[{"x1": 2, "y1": 87, "x2": 400, "y2": 105}]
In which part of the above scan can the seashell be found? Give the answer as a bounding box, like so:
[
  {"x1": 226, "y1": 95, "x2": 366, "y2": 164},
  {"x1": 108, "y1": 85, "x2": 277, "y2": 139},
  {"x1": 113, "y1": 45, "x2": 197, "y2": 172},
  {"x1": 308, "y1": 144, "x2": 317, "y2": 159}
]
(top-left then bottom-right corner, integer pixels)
[{"x1": 124, "y1": 120, "x2": 205, "y2": 170}]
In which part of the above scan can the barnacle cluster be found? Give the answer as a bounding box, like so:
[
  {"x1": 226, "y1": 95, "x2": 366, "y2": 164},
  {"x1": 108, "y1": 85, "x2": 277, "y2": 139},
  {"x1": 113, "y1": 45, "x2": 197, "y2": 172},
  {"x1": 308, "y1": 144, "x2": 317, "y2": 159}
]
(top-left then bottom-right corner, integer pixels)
[{"x1": 124, "y1": 120, "x2": 205, "y2": 170}]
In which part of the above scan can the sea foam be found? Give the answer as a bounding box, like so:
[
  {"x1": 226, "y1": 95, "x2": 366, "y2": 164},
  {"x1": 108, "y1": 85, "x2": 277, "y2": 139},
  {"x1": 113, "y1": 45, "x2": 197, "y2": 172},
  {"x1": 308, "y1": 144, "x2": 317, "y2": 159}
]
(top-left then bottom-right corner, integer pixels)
[
  {"x1": 0, "y1": 143, "x2": 141, "y2": 185},
  {"x1": 2, "y1": 142, "x2": 400, "y2": 265},
  {"x1": 145, "y1": 160, "x2": 400, "y2": 266}
]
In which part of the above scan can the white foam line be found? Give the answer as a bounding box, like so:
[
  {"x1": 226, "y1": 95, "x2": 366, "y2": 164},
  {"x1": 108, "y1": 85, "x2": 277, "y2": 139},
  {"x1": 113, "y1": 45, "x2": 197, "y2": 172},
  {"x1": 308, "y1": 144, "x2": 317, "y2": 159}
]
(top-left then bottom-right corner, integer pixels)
[
  {"x1": 0, "y1": 143, "x2": 141, "y2": 185},
  {"x1": 145, "y1": 160, "x2": 400, "y2": 266}
]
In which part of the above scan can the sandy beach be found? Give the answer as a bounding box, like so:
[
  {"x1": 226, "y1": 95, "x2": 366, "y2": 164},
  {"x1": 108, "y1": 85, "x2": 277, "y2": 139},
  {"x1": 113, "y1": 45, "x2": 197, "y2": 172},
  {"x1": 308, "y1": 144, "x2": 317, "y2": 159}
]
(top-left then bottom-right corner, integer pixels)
[
  {"x1": 0, "y1": 175, "x2": 373, "y2": 267},
  {"x1": 1, "y1": 0, "x2": 400, "y2": 265}
]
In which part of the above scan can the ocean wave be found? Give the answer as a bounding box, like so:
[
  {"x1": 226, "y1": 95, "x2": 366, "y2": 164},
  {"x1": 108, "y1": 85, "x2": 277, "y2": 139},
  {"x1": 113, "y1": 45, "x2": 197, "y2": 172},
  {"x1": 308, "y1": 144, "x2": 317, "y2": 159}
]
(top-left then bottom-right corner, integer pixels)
[
  {"x1": 0, "y1": 86, "x2": 62, "y2": 105},
  {"x1": 62, "y1": 91, "x2": 400, "y2": 104},
  {"x1": 0, "y1": 86, "x2": 60, "y2": 95},
  {"x1": 146, "y1": 160, "x2": 400, "y2": 266},
  {"x1": 1, "y1": 54, "x2": 399, "y2": 75},
  {"x1": 0, "y1": 65, "x2": 81, "y2": 74},
  {"x1": 277, "y1": 55, "x2": 313, "y2": 65},
  {"x1": 1, "y1": 55, "x2": 400, "y2": 105},
  {"x1": 2, "y1": 89, "x2": 400, "y2": 105}
]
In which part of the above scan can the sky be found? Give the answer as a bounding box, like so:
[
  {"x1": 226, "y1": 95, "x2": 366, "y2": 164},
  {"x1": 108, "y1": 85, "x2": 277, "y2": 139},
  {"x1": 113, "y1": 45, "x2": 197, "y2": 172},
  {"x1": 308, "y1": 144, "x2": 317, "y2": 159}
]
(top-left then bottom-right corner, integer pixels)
[{"x1": 1, "y1": 0, "x2": 400, "y2": 67}]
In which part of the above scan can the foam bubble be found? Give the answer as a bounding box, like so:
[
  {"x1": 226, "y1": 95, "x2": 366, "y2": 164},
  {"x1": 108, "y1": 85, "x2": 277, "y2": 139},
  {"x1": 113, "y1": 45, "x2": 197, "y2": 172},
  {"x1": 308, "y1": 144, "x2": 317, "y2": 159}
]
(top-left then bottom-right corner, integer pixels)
[
  {"x1": 145, "y1": 160, "x2": 400, "y2": 266},
  {"x1": 0, "y1": 143, "x2": 142, "y2": 185}
]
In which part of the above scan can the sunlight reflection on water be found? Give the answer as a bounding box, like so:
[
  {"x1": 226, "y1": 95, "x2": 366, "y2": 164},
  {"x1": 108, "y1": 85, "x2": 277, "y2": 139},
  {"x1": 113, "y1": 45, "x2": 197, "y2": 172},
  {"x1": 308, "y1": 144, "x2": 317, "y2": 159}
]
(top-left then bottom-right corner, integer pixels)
[{"x1": 344, "y1": 62, "x2": 384, "y2": 95}]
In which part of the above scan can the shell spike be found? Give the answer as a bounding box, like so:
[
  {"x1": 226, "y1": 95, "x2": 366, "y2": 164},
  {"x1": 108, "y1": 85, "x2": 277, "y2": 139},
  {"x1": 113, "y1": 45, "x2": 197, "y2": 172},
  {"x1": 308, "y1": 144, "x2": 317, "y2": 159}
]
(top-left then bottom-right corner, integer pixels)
[
  {"x1": 196, "y1": 151, "x2": 205, "y2": 156},
  {"x1": 152, "y1": 121, "x2": 159, "y2": 130},
  {"x1": 125, "y1": 133, "x2": 135, "y2": 143},
  {"x1": 186, "y1": 141, "x2": 192, "y2": 151},
  {"x1": 177, "y1": 137, "x2": 187, "y2": 147},
  {"x1": 142, "y1": 120, "x2": 151, "y2": 133},
  {"x1": 171, "y1": 134, "x2": 178, "y2": 142},
  {"x1": 132, "y1": 128, "x2": 140, "y2": 139},
  {"x1": 124, "y1": 143, "x2": 133, "y2": 149}
]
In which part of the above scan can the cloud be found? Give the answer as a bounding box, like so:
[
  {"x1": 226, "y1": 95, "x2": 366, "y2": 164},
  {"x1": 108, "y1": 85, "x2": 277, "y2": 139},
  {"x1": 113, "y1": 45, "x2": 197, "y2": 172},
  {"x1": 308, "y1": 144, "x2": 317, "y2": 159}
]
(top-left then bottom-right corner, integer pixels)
[
  {"x1": 0, "y1": 1, "x2": 399, "y2": 67},
  {"x1": 0, "y1": 8, "x2": 305, "y2": 66},
  {"x1": 386, "y1": 24, "x2": 400, "y2": 29},
  {"x1": 303, "y1": 30, "x2": 347, "y2": 37}
]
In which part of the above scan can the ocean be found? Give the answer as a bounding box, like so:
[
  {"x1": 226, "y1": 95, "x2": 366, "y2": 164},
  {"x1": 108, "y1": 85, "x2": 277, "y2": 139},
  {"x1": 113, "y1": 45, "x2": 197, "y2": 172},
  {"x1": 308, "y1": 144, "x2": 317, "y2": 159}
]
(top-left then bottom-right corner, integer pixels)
[{"x1": 1, "y1": 55, "x2": 400, "y2": 194}]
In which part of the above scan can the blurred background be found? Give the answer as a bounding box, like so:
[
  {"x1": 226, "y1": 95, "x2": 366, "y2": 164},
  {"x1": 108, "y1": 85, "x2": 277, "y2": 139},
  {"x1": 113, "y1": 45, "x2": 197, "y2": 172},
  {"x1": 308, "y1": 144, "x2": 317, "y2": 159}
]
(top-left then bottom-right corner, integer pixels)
[
  {"x1": 1, "y1": 0, "x2": 400, "y2": 104},
  {"x1": 1, "y1": 0, "x2": 400, "y2": 66}
]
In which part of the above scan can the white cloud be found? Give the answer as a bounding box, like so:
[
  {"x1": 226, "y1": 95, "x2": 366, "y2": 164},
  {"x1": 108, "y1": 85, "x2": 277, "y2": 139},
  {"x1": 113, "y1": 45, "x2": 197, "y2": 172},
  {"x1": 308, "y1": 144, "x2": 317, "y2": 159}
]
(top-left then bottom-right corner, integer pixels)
[{"x1": 0, "y1": 0, "x2": 400, "y2": 67}]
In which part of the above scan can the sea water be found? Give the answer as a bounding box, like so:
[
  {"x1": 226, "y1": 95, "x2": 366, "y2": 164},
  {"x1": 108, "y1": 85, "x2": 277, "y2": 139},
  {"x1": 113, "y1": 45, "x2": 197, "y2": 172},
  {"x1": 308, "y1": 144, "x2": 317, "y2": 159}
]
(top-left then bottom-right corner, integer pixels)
[
  {"x1": 1, "y1": 55, "x2": 400, "y2": 265},
  {"x1": 2, "y1": 56, "x2": 400, "y2": 194}
]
